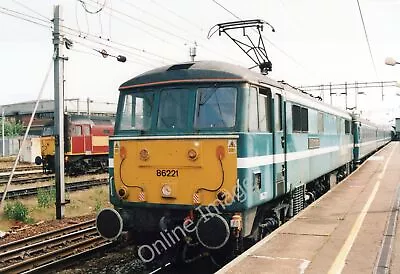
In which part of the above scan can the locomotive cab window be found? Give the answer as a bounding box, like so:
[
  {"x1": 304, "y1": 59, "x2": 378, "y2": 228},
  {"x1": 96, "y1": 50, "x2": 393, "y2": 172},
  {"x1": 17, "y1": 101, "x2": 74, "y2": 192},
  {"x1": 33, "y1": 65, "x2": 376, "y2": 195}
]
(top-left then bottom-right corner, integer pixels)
[
  {"x1": 195, "y1": 86, "x2": 237, "y2": 129},
  {"x1": 83, "y1": 125, "x2": 90, "y2": 136},
  {"x1": 71, "y1": 125, "x2": 82, "y2": 136},
  {"x1": 42, "y1": 126, "x2": 53, "y2": 136},
  {"x1": 292, "y1": 105, "x2": 308, "y2": 132},
  {"x1": 158, "y1": 88, "x2": 189, "y2": 129},
  {"x1": 120, "y1": 92, "x2": 154, "y2": 131}
]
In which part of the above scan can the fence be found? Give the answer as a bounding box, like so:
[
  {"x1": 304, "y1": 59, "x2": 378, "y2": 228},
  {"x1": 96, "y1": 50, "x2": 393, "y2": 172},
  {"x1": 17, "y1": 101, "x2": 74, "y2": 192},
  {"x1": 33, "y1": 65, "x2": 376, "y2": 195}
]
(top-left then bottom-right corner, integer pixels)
[{"x1": 0, "y1": 136, "x2": 41, "y2": 163}]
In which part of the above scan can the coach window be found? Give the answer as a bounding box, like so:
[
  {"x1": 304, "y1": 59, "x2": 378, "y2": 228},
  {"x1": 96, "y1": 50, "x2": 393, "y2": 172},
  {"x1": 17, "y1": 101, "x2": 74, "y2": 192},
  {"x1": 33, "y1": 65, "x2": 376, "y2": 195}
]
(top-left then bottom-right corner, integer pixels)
[
  {"x1": 275, "y1": 94, "x2": 282, "y2": 131},
  {"x1": 317, "y1": 112, "x2": 324, "y2": 133},
  {"x1": 249, "y1": 87, "x2": 258, "y2": 131},
  {"x1": 258, "y1": 88, "x2": 272, "y2": 132},
  {"x1": 345, "y1": 120, "x2": 350, "y2": 134}
]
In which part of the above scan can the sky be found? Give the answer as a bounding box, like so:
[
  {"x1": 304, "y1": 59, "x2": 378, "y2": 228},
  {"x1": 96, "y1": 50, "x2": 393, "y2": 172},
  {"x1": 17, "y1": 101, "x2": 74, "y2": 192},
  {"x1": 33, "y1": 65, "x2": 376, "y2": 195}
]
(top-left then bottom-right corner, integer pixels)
[{"x1": 1, "y1": 0, "x2": 400, "y2": 123}]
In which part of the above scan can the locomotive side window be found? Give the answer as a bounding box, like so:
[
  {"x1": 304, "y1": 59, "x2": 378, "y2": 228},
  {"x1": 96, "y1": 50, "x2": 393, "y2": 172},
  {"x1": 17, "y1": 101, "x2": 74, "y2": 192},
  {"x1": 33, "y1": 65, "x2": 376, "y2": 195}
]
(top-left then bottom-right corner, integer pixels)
[
  {"x1": 158, "y1": 88, "x2": 189, "y2": 129},
  {"x1": 248, "y1": 87, "x2": 258, "y2": 131},
  {"x1": 275, "y1": 94, "x2": 282, "y2": 131},
  {"x1": 120, "y1": 92, "x2": 154, "y2": 130},
  {"x1": 292, "y1": 105, "x2": 308, "y2": 132},
  {"x1": 195, "y1": 87, "x2": 237, "y2": 128},
  {"x1": 317, "y1": 112, "x2": 324, "y2": 133},
  {"x1": 345, "y1": 120, "x2": 350, "y2": 134},
  {"x1": 337, "y1": 117, "x2": 342, "y2": 134},
  {"x1": 258, "y1": 88, "x2": 272, "y2": 132},
  {"x1": 292, "y1": 105, "x2": 301, "y2": 132}
]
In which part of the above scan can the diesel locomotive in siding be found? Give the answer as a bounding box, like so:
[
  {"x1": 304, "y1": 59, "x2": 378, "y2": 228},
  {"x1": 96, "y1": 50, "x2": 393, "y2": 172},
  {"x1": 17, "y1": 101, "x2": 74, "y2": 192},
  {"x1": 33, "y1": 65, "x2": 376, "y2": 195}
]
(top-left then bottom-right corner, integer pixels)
[
  {"x1": 95, "y1": 60, "x2": 391, "y2": 264},
  {"x1": 35, "y1": 114, "x2": 114, "y2": 175}
]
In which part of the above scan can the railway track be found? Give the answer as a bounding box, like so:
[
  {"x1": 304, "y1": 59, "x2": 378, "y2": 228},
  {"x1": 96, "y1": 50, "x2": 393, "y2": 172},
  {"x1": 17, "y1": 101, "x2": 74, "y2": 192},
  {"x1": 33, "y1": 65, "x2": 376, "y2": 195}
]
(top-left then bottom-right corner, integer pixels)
[
  {"x1": 0, "y1": 219, "x2": 114, "y2": 273},
  {"x1": 0, "y1": 173, "x2": 53, "y2": 185},
  {"x1": 0, "y1": 178, "x2": 108, "y2": 199},
  {"x1": 0, "y1": 166, "x2": 42, "y2": 174}
]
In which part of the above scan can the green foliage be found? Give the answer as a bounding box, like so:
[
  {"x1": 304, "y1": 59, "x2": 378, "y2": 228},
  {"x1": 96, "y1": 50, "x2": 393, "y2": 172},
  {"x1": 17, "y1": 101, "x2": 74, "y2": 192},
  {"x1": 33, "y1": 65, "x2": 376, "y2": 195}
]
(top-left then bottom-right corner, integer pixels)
[
  {"x1": 37, "y1": 187, "x2": 56, "y2": 208},
  {"x1": 4, "y1": 200, "x2": 29, "y2": 222},
  {"x1": 0, "y1": 118, "x2": 24, "y2": 136},
  {"x1": 94, "y1": 198, "x2": 102, "y2": 213}
]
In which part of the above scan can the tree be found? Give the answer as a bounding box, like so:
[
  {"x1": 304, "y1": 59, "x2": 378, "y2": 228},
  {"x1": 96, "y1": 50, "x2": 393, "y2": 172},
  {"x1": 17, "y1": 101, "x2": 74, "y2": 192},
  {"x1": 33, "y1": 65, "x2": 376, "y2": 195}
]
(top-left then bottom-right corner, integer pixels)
[{"x1": 0, "y1": 118, "x2": 24, "y2": 136}]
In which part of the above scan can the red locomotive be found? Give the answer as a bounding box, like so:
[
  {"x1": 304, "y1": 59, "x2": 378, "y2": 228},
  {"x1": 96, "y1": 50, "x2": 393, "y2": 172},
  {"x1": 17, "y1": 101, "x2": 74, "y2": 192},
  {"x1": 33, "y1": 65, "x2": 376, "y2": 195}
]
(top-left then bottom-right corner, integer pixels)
[{"x1": 35, "y1": 115, "x2": 114, "y2": 175}]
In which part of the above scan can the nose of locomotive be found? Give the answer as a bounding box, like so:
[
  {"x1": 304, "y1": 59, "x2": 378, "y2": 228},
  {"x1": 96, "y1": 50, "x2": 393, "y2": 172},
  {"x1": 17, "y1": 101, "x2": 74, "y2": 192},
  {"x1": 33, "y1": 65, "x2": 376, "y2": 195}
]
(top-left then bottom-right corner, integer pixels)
[{"x1": 96, "y1": 208, "x2": 123, "y2": 240}]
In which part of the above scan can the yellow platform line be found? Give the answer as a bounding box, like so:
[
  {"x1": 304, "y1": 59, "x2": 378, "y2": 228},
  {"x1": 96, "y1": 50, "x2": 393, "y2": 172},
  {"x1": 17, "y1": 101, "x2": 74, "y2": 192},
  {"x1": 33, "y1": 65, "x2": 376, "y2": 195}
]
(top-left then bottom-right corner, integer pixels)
[{"x1": 328, "y1": 142, "x2": 398, "y2": 274}]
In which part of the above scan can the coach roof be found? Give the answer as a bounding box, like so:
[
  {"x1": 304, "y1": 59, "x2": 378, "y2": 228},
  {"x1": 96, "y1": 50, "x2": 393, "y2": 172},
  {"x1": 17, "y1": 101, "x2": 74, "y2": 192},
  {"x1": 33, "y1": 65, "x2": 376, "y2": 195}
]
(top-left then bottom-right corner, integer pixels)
[{"x1": 119, "y1": 60, "x2": 280, "y2": 90}]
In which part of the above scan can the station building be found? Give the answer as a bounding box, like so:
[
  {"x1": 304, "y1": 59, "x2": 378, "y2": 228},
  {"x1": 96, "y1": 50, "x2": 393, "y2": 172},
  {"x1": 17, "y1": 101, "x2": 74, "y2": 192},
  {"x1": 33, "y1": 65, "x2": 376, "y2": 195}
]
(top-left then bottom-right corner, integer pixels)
[{"x1": 1, "y1": 99, "x2": 116, "y2": 136}]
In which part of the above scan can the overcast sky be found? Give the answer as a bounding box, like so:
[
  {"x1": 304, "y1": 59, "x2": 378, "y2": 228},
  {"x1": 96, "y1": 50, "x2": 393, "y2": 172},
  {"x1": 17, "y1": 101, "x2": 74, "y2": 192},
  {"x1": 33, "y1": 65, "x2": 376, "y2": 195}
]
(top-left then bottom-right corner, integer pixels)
[{"x1": 1, "y1": 0, "x2": 400, "y2": 123}]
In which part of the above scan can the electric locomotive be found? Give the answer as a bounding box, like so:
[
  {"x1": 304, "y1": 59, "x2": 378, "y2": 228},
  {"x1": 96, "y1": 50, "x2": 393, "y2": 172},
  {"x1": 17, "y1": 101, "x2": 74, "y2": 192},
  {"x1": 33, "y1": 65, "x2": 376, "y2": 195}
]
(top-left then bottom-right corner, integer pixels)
[
  {"x1": 94, "y1": 60, "x2": 393, "y2": 264},
  {"x1": 35, "y1": 114, "x2": 114, "y2": 175},
  {"x1": 96, "y1": 19, "x2": 391, "y2": 265}
]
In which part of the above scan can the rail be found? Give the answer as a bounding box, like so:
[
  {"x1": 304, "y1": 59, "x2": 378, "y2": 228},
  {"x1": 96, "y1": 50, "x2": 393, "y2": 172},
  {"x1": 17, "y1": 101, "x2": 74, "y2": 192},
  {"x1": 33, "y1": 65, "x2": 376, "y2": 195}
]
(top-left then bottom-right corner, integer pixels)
[{"x1": 0, "y1": 219, "x2": 114, "y2": 273}]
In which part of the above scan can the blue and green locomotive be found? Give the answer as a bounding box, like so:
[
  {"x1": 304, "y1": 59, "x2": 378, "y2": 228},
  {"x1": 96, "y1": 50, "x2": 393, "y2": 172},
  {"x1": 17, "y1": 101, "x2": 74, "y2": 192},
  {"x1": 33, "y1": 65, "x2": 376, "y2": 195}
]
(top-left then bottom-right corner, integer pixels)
[{"x1": 96, "y1": 61, "x2": 391, "y2": 263}]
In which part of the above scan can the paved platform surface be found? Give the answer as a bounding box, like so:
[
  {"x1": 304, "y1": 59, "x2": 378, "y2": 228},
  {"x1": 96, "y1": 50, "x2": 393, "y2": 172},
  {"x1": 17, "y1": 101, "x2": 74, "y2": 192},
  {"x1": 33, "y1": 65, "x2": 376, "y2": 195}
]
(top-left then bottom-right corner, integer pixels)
[{"x1": 218, "y1": 142, "x2": 400, "y2": 274}]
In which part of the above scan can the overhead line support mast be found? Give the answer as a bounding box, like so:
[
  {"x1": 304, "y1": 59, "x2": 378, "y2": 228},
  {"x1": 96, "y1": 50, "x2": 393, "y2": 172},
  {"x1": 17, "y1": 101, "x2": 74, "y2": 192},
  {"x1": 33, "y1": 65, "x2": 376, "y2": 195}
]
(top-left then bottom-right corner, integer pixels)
[{"x1": 53, "y1": 5, "x2": 68, "y2": 219}]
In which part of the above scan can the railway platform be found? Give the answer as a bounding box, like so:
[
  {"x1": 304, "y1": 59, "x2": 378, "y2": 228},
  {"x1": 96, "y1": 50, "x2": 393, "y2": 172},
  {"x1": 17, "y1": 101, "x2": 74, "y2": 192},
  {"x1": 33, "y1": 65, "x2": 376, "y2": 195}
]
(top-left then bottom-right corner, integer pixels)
[{"x1": 218, "y1": 142, "x2": 400, "y2": 274}]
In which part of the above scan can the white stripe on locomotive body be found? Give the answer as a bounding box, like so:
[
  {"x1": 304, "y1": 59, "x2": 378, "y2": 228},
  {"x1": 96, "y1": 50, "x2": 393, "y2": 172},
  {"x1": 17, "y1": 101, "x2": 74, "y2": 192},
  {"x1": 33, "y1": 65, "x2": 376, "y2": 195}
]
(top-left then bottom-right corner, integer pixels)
[
  {"x1": 355, "y1": 138, "x2": 391, "y2": 148},
  {"x1": 237, "y1": 143, "x2": 352, "y2": 169}
]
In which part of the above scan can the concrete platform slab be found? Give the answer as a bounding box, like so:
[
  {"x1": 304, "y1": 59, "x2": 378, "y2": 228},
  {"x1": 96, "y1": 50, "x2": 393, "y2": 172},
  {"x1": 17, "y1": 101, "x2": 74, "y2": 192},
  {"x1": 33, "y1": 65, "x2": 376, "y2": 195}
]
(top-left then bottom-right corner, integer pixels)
[{"x1": 218, "y1": 142, "x2": 400, "y2": 274}]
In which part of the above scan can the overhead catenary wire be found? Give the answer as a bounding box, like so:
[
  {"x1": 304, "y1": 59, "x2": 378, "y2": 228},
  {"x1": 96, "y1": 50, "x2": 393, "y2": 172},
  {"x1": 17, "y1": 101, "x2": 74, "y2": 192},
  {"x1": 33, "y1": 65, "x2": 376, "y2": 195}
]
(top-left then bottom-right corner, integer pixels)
[
  {"x1": 83, "y1": 0, "x2": 192, "y2": 44},
  {"x1": 0, "y1": 6, "x2": 167, "y2": 67},
  {"x1": 63, "y1": 28, "x2": 174, "y2": 66},
  {"x1": 11, "y1": 0, "x2": 51, "y2": 21},
  {"x1": 150, "y1": 0, "x2": 204, "y2": 31},
  {"x1": 355, "y1": 0, "x2": 378, "y2": 79},
  {"x1": 115, "y1": 0, "x2": 244, "y2": 64},
  {"x1": 0, "y1": 6, "x2": 52, "y2": 29},
  {"x1": 70, "y1": 38, "x2": 157, "y2": 67},
  {"x1": 61, "y1": 24, "x2": 179, "y2": 63}
]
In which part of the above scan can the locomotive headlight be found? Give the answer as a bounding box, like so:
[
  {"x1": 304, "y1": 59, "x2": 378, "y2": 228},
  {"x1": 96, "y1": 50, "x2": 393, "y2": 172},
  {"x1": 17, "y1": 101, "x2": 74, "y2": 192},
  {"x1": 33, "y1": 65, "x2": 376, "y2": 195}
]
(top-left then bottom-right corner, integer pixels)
[
  {"x1": 187, "y1": 149, "x2": 198, "y2": 161},
  {"x1": 139, "y1": 149, "x2": 149, "y2": 161},
  {"x1": 161, "y1": 184, "x2": 172, "y2": 197},
  {"x1": 120, "y1": 146, "x2": 127, "y2": 159},
  {"x1": 117, "y1": 187, "x2": 129, "y2": 199}
]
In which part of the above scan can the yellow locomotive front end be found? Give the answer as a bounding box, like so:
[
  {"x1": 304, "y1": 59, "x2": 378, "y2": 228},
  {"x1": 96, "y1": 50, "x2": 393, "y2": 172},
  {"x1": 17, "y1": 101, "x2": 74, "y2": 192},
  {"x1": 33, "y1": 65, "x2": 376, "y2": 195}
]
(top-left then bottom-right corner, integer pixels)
[
  {"x1": 96, "y1": 61, "x2": 246, "y2": 263},
  {"x1": 35, "y1": 125, "x2": 56, "y2": 172},
  {"x1": 113, "y1": 137, "x2": 237, "y2": 206}
]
